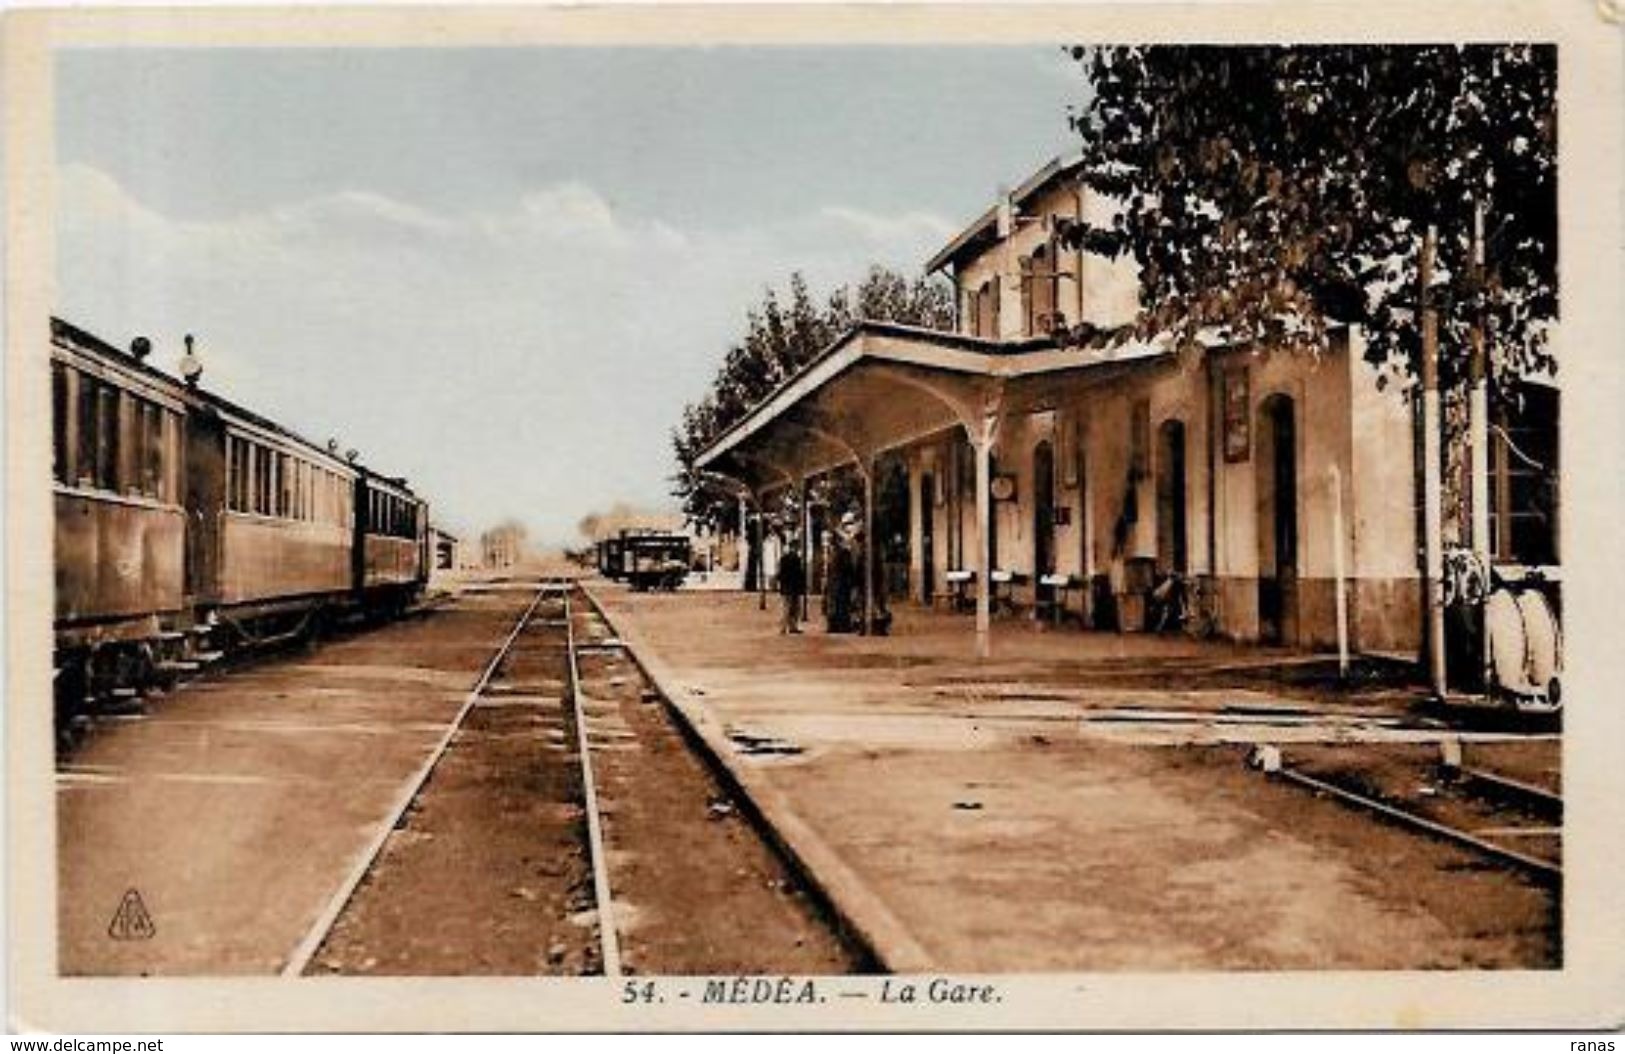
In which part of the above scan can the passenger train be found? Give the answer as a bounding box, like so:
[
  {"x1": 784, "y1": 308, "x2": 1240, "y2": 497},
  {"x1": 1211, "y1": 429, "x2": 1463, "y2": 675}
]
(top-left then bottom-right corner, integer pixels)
[{"x1": 51, "y1": 317, "x2": 431, "y2": 739}]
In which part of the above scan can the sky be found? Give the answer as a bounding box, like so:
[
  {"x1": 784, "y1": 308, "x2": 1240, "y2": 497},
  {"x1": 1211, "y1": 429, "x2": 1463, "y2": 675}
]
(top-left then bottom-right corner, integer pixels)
[{"x1": 56, "y1": 46, "x2": 1085, "y2": 545}]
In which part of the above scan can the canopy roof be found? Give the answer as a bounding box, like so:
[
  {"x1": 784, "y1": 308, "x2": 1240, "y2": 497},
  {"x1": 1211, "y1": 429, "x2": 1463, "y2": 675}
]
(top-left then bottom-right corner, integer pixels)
[{"x1": 696, "y1": 319, "x2": 1172, "y2": 494}]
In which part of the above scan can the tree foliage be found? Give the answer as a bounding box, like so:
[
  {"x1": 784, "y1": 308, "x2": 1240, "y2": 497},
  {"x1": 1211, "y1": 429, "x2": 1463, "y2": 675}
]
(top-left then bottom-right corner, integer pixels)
[
  {"x1": 1064, "y1": 45, "x2": 1556, "y2": 394},
  {"x1": 671, "y1": 266, "x2": 953, "y2": 531}
]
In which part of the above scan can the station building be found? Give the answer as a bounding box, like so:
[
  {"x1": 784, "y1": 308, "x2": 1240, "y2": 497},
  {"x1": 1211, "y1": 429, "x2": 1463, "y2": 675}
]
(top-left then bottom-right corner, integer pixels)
[{"x1": 698, "y1": 153, "x2": 1554, "y2": 660}]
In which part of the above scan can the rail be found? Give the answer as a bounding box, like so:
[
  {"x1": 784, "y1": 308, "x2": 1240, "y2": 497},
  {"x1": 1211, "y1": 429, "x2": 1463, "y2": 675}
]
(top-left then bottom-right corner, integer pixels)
[
  {"x1": 279, "y1": 582, "x2": 548, "y2": 977},
  {"x1": 563, "y1": 587, "x2": 624, "y2": 978}
]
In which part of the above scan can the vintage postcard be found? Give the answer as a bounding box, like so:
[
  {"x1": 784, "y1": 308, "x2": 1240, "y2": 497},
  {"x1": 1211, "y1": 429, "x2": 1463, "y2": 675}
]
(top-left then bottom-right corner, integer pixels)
[{"x1": 5, "y1": 1, "x2": 1624, "y2": 1034}]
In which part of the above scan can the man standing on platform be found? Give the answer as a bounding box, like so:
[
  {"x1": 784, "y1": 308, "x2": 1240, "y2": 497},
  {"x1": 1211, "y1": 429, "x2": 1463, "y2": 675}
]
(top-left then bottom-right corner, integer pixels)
[{"x1": 777, "y1": 536, "x2": 805, "y2": 635}]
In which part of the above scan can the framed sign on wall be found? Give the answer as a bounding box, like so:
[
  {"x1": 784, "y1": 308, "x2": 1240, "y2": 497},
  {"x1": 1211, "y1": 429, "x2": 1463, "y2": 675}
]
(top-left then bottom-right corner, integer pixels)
[
  {"x1": 1062, "y1": 414, "x2": 1081, "y2": 489},
  {"x1": 1223, "y1": 367, "x2": 1251, "y2": 463}
]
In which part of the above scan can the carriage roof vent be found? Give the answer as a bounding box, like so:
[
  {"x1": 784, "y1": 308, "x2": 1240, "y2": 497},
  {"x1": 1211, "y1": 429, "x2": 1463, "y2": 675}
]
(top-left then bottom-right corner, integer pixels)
[
  {"x1": 179, "y1": 334, "x2": 203, "y2": 388},
  {"x1": 130, "y1": 336, "x2": 152, "y2": 361}
]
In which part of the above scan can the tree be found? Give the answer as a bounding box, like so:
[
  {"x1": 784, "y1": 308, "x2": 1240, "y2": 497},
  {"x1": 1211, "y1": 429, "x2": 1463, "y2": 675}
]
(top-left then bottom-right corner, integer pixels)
[
  {"x1": 671, "y1": 265, "x2": 954, "y2": 534},
  {"x1": 1063, "y1": 45, "x2": 1556, "y2": 396}
]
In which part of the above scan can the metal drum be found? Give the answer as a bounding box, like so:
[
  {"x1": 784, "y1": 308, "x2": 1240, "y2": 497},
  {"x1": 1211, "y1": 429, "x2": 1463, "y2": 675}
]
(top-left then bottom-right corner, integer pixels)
[
  {"x1": 1515, "y1": 588, "x2": 1562, "y2": 706},
  {"x1": 1485, "y1": 588, "x2": 1530, "y2": 696},
  {"x1": 1485, "y1": 584, "x2": 1562, "y2": 709}
]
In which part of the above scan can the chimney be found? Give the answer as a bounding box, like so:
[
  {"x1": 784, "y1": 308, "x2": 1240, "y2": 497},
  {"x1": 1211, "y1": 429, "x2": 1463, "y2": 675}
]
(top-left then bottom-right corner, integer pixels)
[{"x1": 995, "y1": 184, "x2": 1013, "y2": 239}]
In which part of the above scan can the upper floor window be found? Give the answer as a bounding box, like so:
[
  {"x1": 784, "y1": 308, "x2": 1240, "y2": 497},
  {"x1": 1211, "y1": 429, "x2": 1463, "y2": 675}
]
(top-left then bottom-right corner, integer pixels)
[
  {"x1": 965, "y1": 277, "x2": 1000, "y2": 339},
  {"x1": 1022, "y1": 240, "x2": 1063, "y2": 337}
]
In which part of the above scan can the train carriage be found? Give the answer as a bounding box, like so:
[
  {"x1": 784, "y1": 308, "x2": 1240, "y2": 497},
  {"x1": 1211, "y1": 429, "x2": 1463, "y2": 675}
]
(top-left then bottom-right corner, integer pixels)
[
  {"x1": 187, "y1": 392, "x2": 360, "y2": 634},
  {"x1": 354, "y1": 468, "x2": 430, "y2": 610},
  {"x1": 51, "y1": 320, "x2": 189, "y2": 652},
  {"x1": 51, "y1": 316, "x2": 432, "y2": 738}
]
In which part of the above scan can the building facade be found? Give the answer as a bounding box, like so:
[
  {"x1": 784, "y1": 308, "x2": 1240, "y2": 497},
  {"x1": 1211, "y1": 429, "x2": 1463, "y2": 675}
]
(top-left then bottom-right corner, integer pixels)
[{"x1": 700, "y1": 153, "x2": 1556, "y2": 662}]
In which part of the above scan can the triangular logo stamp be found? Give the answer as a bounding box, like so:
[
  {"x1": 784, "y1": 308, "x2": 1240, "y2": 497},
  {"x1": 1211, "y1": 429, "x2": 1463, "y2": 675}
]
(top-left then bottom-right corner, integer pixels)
[{"x1": 107, "y1": 888, "x2": 155, "y2": 941}]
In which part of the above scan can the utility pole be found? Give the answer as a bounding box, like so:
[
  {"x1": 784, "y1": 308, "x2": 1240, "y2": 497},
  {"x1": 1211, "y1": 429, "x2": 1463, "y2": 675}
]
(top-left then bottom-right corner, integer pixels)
[
  {"x1": 1469, "y1": 202, "x2": 1493, "y2": 691},
  {"x1": 1420, "y1": 224, "x2": 1449, "y2": 700}
]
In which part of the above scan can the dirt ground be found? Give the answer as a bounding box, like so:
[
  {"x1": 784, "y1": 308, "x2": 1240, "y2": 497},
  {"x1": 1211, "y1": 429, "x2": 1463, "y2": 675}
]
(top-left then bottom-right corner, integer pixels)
[
  {"x1": 313, "y1": 590, "x2": 856, "y2": 976},
  {"x1": 572, "y1": 605, "x2": 857, "y2": 975},
  {"x1": 592, "y1": 585, "x2": 1561, "y2": 972},
  {"x1": 312, "y1": 595, "x2": 603, "y2": 975},
  {"x1": 56, "y1": 588, "x2": 536, "y2": 975}
]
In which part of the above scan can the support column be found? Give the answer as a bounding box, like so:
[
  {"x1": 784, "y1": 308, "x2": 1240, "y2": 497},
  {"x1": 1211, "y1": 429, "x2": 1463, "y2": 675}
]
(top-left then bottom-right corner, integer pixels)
[
  {"x1": 863, "y1": 460, "x2": 876, "y2": 635},
  {"x1": 737, "y1": 492, "x2": 748, "y2": 584},
  {"x1": 974, "y1": 434, "x2": 992, "y2": 659},
  {"x1": 799, "y1": 477, "x2": 811, "y2": 623},
  {"x1": 753, "y1": 492, "x2": 768, "y2": 612}
]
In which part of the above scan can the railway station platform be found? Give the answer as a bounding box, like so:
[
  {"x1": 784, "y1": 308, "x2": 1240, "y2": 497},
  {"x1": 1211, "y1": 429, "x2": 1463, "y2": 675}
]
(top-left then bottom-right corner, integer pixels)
[
  {"x1": 54, "y1": 585, "x2": 540, "y2": 975},
  {"x1": 588, "y1": 583, "x2": 1558, "y2": 973}
]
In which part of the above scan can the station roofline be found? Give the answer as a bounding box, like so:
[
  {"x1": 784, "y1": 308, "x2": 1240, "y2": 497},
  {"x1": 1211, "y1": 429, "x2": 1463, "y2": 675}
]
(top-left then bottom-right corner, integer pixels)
[
  {"x1": 693, "y1": 319, "x2": 1053, "y2": 469},
  {"x1": 693, "y1": 317, "x2": 1183, "y2": 478},
  {"x1": 924, "y1": 151, "x2": 1088, "y2": 276}
]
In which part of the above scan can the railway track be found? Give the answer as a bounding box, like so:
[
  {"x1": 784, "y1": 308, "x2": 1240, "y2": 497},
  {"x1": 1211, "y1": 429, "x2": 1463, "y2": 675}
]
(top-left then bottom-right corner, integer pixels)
[
  {"x1": 1254, "y1": 740, "x2": 1562, "y2": 884},
  {"x1": 282, "y1": 579, "x2": 601, "y2": 976},
  {"x1": 290, "y1": 578, "x2": 853, "y2": 977}
]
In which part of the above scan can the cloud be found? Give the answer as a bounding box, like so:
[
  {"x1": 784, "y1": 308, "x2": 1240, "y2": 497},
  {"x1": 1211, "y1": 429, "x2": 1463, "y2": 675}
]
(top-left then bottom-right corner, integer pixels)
[
  {"x1": 818, "y1": 205, "x2": 958, "y2": 248},
  {"x1": 54, "y1": 164, "x2": 957, "y2": 544}
]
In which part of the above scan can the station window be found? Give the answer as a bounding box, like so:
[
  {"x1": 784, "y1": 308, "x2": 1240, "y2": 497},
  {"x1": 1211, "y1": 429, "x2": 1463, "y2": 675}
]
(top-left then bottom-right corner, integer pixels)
[
  {"x1": 1023, "y1": 240, "x2": 1061, "y2": 337},
  {"x1": 1490, "y1": 385, "x2": 1559, "y2": 567},
  {"x1": 971, "y1": 277, "x2": 1000, "y2": 339}
]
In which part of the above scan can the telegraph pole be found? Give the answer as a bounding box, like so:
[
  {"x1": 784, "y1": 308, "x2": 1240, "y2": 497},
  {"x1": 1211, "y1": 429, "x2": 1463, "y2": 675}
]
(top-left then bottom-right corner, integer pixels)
[
  {"x1": 1420, "y1": 224, "x2": 1449, "y2": 699},
  {"x1": 1469, "y1": 202, "x2": 1493, "y2": 690}
]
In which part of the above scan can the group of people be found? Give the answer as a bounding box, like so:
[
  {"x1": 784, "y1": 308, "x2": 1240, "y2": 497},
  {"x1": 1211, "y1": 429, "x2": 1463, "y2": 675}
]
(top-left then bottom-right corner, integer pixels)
[{"x1": 774, "y1": 516, "x2": 889, "y2": 636}]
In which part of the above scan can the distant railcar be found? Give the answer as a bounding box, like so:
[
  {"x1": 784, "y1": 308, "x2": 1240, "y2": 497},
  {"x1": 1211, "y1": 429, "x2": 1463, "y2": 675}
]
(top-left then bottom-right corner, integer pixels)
[
  {"x1": 596, "y1": 536, "x2": 626, "y2": 580},
  {"x1": 606, "y1": 530, "x2": 691, "y2": 592},
  {"x1": 50, "y1": 317, "x2": 431, "y2": 738}
]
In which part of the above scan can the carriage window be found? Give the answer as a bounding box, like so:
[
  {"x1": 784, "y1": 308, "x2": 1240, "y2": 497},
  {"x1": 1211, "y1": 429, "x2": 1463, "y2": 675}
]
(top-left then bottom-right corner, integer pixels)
[
  {"x1": 140, "y1": 401, "x2": 164, "y2": 499},
  {"x1": 95, "y1": 383, "x2": 120, "y2": 492},
  {"x1": 76, "y1": 375, "x2": 96, "y2": 487},
  {"x1": 52, "y1": 363, "x2": 69, "y2": 484},
  {"x1": 242, "y1": 442, "x2": 254, "y2": 513},
  {"x1": 163, "y1": 411, "x2": 181, "y2": 503},
  {"x1": 231, "y1": 437, "x2": 250, "y2": 512},
  {"x1": 254, "y1": 444, "x2": 270, "y2": 515},
  {"x1": 276, "y1": 452, "x2": 292, "y2": 519}
]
